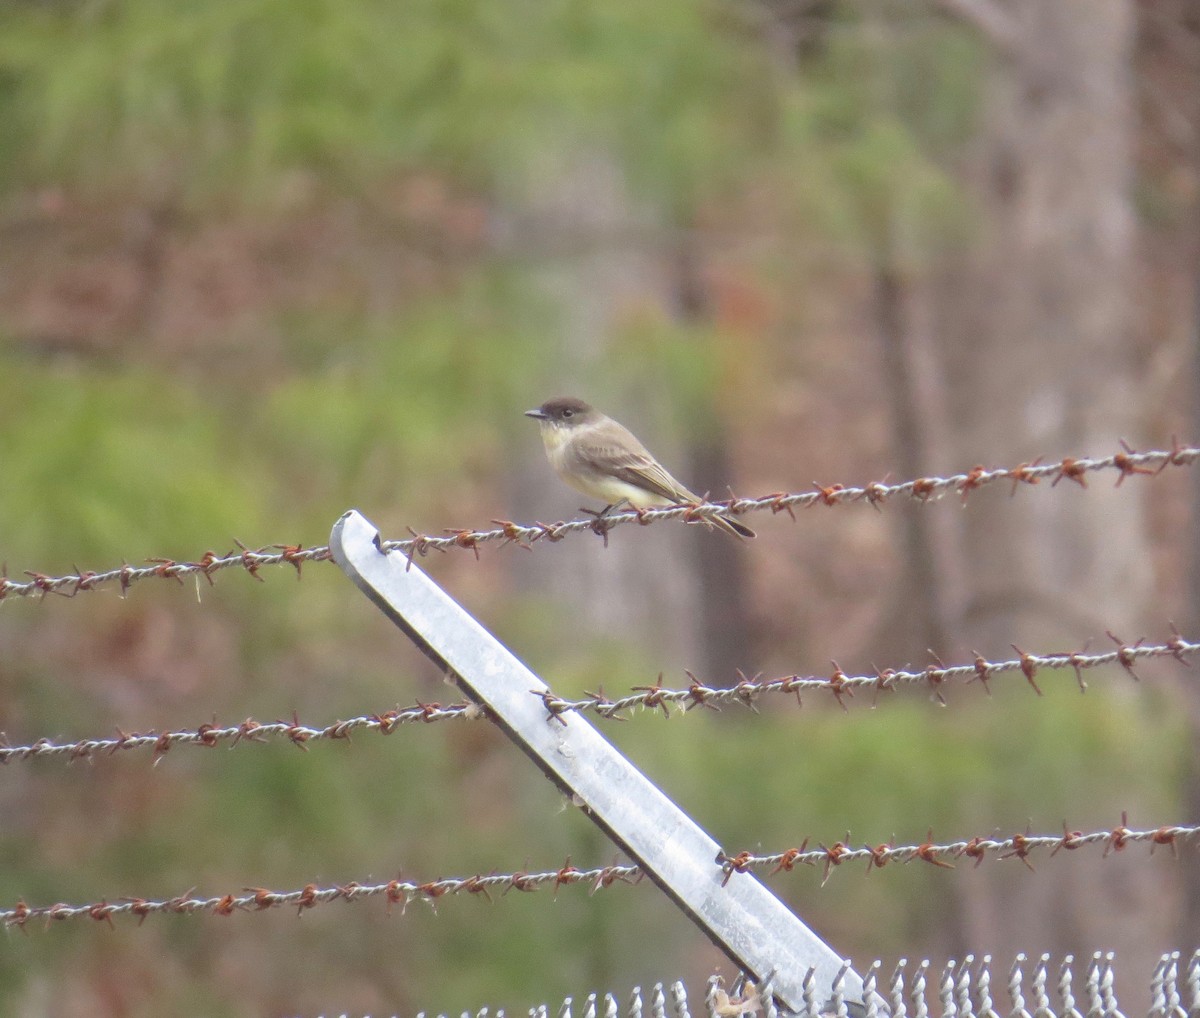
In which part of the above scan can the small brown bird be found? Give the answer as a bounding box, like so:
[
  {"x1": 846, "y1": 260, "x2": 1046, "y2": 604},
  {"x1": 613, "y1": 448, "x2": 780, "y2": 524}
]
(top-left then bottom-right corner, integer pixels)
[{"x1": 524, "y1": 396, "x2": 755, "y2": 540}]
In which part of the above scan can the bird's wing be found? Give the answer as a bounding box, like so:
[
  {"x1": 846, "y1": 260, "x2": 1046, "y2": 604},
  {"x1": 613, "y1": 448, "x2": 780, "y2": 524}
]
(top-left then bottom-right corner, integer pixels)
[{"x1": 577, "y1": 429, "x2": 699, "y2": 504}]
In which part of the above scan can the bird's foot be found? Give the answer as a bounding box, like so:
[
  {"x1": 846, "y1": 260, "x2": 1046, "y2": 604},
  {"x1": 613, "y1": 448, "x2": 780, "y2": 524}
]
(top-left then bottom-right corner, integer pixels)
[{"x1": 580, "y1": 503, "x2": 625, "y2": 548}]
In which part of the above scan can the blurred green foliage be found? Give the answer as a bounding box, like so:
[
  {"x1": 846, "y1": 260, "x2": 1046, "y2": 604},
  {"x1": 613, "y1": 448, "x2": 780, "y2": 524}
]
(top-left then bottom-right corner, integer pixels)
[
  {"x1": 264, "y1": 270, "x2": 550, "y2": 500},
  {"x1": 778, "y1": 18, "x2": 979, "y2": 262},
  {"x1": 0, "y1": 355, "x2": 270, "y2": 564},
  {"x1": 0, "y1": 0, "x2": 771, "y2": 216}
]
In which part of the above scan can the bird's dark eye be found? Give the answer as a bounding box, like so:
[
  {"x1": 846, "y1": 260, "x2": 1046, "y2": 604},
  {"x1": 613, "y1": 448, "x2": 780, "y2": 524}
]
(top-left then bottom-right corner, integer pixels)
[{"x1": 561, "y1": 408, "x2": 574, "y2": 419}]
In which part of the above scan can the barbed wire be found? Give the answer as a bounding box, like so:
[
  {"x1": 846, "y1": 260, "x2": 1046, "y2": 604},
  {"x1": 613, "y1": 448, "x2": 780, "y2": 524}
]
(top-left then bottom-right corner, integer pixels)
[
  {"x1": 531, "y1": 627, "x2": 1189, "y2": 714},
  {"x1": 0, "y1": 442, "x2": 1192, "y2": 603},
  {"x1": 1, "y1": 861, "x2": 646, "y2": 932},
  {"x1": 2, "y1": 631, "x2": 1192, "y2": 765},
  {"x1": 4, "y1": 818, "x2": 1192, "y2": 931},
  {"x1": 716, "y1": 814, "x2": 1198, "y2": 887},
  {"x1": 0, "y1": 702, "x2": 482, "y2": 765}
]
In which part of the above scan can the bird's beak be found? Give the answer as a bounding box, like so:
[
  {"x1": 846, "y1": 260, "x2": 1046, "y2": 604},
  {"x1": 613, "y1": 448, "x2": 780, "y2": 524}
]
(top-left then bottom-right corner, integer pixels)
[{"x1": 524, "y1": 408, "x2": 548, "y2": 420}]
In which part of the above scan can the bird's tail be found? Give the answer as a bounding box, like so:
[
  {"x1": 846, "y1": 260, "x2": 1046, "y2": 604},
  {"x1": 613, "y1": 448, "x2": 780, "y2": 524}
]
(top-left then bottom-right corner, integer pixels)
[
  {"x1": 671, "y1": 486, "x2": 756, "y2": 539},
  {"x1": 705, "y1": 513, "x2": 756, "y2": 540}
]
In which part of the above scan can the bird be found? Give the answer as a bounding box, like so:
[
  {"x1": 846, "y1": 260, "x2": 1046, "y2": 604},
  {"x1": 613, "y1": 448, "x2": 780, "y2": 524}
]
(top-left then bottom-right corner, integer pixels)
[{"x1": 524, "y1": 396, "x2": 755, "y2": 540}]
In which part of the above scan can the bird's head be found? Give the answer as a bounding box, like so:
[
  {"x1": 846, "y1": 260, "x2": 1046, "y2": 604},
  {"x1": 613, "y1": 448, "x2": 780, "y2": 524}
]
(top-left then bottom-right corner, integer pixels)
[{"x1": 524, "y1": 397, "x2": 597, "y2": 432}]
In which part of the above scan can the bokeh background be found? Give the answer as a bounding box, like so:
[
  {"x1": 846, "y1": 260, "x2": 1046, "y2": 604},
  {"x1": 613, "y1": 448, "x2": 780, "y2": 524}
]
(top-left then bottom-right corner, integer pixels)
[{"x1": 1, "y1": 0, "x2": 1198, "y2": 1015}]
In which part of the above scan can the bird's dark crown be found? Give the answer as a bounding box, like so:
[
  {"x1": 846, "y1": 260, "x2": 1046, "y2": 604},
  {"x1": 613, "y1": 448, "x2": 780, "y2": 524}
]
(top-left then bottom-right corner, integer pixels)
[{"x1": 526, "y1": 397, "x2": 594, "y2": 423}]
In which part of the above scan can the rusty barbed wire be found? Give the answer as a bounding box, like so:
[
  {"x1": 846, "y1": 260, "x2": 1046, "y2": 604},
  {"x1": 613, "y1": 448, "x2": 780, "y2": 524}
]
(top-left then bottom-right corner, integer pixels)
[
  {"x1": 1, "y1": 540, "x2": 326, "y2": 602},
  {"x1": 0, "y1": 441, "x2": 1192, "y2": 602},
  {"x1": 4, "y1": 818, "x2": 1192, "y2": 931},
  {"x1": 531, "y1": 627, "x2": 1193, "y2": 714},
  {"x1": 0, "y1": 702, "x2": 483, "y2": 765},
  {"x1": 3, "y1": 631, "x2": 1194, "y2": 765},
  {"x1": 0, "y1": 860, "x2": 645, "y2": 932},
  {"x1": 716, "y1": 814, "x2": 1198, "y2": 887}
]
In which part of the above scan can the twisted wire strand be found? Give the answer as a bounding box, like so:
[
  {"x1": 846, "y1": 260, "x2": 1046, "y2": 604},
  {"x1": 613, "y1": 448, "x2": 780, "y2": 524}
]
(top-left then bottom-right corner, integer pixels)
[
  {"x1": 2, "y1": 633, "x2": 1191, "y2": 765},
  {"x1": 3, "y1": 819, "x2": 1192, "y2": 930},
  {"x1": 716, "y1": 817, "x2": 1198, "y2": 886},
  {"x1": 0, "y1": 702, "x2": 481, "y2": 765},
  {"x1": 1, "y1": 443, "x2": 1191, "y2": 602}
]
